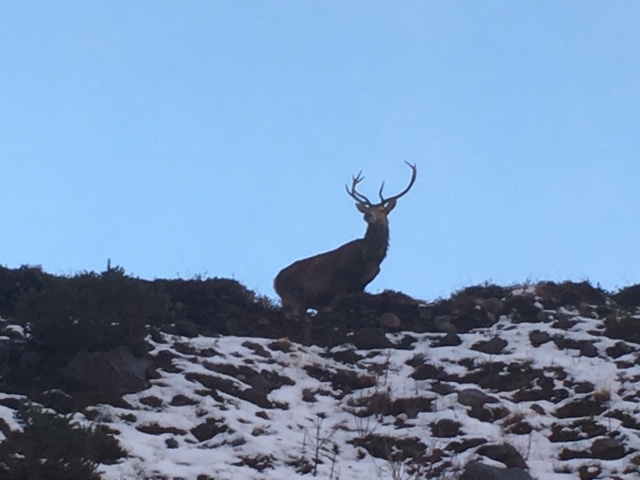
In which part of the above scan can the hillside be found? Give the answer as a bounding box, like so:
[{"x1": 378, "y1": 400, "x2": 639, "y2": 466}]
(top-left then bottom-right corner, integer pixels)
[{"x1": 1, "y1": 265, "x2": 640, "y2": 479}]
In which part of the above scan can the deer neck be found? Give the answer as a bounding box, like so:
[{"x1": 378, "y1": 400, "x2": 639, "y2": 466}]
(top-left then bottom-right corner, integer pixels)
[{"x1": 363, "y1": 222, "x2": 389, "y2": 261}]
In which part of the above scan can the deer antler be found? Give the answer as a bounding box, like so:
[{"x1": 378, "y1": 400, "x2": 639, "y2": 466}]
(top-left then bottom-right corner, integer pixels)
[
  {"x1": 345, "y1": 171, "x2": 374, "y2": 206},
  {"x1": 346, "y1": 162, "x2": 417, "y2": 207},
  {"x1": 378, "y1": 161, "x2": 417, "y2": 205}
]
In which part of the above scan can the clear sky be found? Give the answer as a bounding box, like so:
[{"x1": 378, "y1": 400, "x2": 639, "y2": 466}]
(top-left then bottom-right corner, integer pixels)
[{"x1": 2, "y1": 2, "x2": 639, "y2": 301}]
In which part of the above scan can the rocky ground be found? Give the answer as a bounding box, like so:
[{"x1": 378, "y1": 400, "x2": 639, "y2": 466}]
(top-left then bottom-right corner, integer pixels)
[{"x1": 1, "y1": 279, "x2": 640, "y2": 479}]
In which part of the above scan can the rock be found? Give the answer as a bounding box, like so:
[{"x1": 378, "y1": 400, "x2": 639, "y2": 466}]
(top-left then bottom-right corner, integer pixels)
[
  {"x1": 452, "y1": 309, "x2": 497, "y2": 333},
  {"x1": 606, "y1": 341, "x2": 634, "y2": 359},
  {"x1": 353, "y1": 327, "x2": 391, "y2": 349},
  {"x1": 549, "y1": 418, "x2": 606, "y2": 443},
  {"x1": 505, "y1": 298, "x2": 540, "y2": 323},
  {"x1": 578, "y1": 463, "x2": 602, "y2": 480},
  {"x1": 431, "y1": 382, "x2": 456, "y2": 395},
  {"x1": 530, "y1": 404, "x2": 545, "y2": 415},
  {"x1": 573, "y1": 381, "x2": 595, "y2": 394},
  {"x1": 197, "y1": 475, "x2": 216, "y2": 480},
  {"x1": 238, "y1": 387, "x2": 273, "y2": 409},
  {"x1": 140, "y1": 395, "x2": 163, "y2": 408},
  {"x1": 552, "y1": 317, "x2": 577, "y2": 330},
  {"x1": 241, "y1": 341, "x2": 271, "y2": 358},
  {"x1": 431, "y1": 419, "x2": 461, "y2": 438},
  {"x1": 434, "y1": 315, "x2": 456, "y2": 333},
  {"x1": 190, "y1": 417, "x2": 228, "y2": 442},
  {"x1": 380, "y1": 312, "x2": 401, "y2": 328},
  {"x1": 433, "y1": 332, "x2": 462, "y2": 347},
  {"x1": 468, "y1": 404, "x2": 509, "y2": 423},
  {"x1": 471, "y1": 337, "x2": 507, "y2": 354},
  {"x1": 165, "y1": 437, "x2": 179, "y2": 449},
  {"x1": 63, "y1": 346, "x2": 150, "y2": 398},
  {"x1": 411, "y1": 363, "x2": 446, "y2": 380},
  {"x1": 175, "y1": 320, "x2": 199, "y2": 337},
  {"x1": 536, "y1": 310, "x2": 554, "y2": 322},
  {"x1": 481, "y1": 297, "x2": 505, "y2": 316},
  {"x1": 590, "y1": 437, "x2": 626, "y2": 460},
  {"x1": 446, "y1": 438, "x2": 486, "y2": 454},
  {"x1": 555, "y1": 398, "x2": 606, "y2": 418},
  {"x1": 477, "y1": 444, "x2": 527, "y2": 468},
  {"x1": 148, "y1": 326, "x2": 166, "y2": 343},
  {"x1": 302, "y1": 389, "x2": 317, "y2": 402},
  {"x1": 506, "y1": 420, "x2": 532, "y2": 435},
  {"x1": 461, "y1": 461, "x2": 533, "y2": 480},
  {"x1": 528, "y1": 330, "x2": 550, "y2": 347},
  {"x1": 389, "y1": 397, "x2": 434, "y2": 418},
  {"x1": 40, "y1": 389, "x2": 76, "y2": 414},
  {"x1": 458, "y1": 388, "x2": 499, "y2": 408},
  {"x1": 170, "y1": 394, "x2": 199, "y2": 406},
  {"x1": 580, "y1": 342, "x2": 598, "y2": 358}
]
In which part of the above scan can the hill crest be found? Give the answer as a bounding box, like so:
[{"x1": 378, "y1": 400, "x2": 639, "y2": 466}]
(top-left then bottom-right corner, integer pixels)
[{"x1": 1, "y1": 267, "x2": 640, "y2": 479}]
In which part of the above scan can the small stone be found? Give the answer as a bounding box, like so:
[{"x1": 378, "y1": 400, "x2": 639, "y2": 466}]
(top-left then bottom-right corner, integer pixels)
[
  {"x1": 606, "y1": 341, "x2": 634, "y2": 359},
  {"x1": 191, "y1": 418, "x2": 228, "y2": 442},
  {"x1": 573, "y1": 382, "x2": 595, "y2": 394},
  {"x1": 380, "y1": 312, "x2": 401, "y2": 328},
  {"x1": 139, "y1": 396, "x2": 163, "y2": 408},
  {"x1": 434, "y1": 315, "x2": 456, "y2": 333},
  {"x1": 458, "y1": 388, "x2": 499, "y2": 407},
  {"x1": 580, "y1": 343, "x2": 598, "y2": 358},
  {"x1": 590, "y1": 437, "x2": 626, "y2": 460},
  {"x1": 530, "y1": 404, "x2": 545, "y2": 415},
  {"x1": 302, "y1": 389, "x2": 317, "y2": 403},
  {"x1": 508, "y1": 421, "x2": 532, "y2": 435},
  {"x1": 242, "y1": 341, "x2": 271, "y2": 358},
  {"x1": 411, "y1": 363, "x2": 446, "y2": 381},
  {"x1": 175, "y1": 320, "x2": 200, "y2": 338},
  {"x1": 431, "y1": 382, "x2": 456, "y2": 395},
  {"x1": 434, "y1": 332, "x2": 462, "y2": 347},
  {"x1": 536, "y1": 310, "x2": 554, "y2": 322},
  {"x1": 353, "y1": 327, "x2": 391, "y2": 349},
  {"x1": 431, "y1": 419, "x2": 461, "y2": 438},
  {"x1": 578, "y1": 463, "x2": 602, "y2": 480},
  {"x1": 528, "y1": 330, "x2": 550, "y2": 347},
  {"x1": 165, "y1": 438, "x2": 179, "y2": 449},
  {"x1": 471, "y1": 337, "x2": 507, "y2": 354}
]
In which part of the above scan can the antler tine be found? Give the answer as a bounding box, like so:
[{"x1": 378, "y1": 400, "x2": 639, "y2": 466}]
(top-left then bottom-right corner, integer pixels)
[
  {"x1": 378, "y1": 181, "x2": 386, "y2": 203},
  {"x1": 345, "y1": 171, "x2": 373, "y2": 205},
  {"x1": 379, "y1": 161, "x2": 417, "y2": 204}
]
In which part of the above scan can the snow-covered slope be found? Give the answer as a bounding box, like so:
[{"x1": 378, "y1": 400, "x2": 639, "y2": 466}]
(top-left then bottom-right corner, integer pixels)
[{"x1": 2, "y1": 283, "x2": 640, "y2": 479}]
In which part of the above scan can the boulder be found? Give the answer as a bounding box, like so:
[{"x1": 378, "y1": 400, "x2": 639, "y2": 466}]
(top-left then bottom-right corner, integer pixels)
[
  {"x1": 63, "y1": 346, "x2": 149, "y2": 398},
  {"x1": 461, "y1": 462, "x2": 533, "y2": 480},
  {"x1": 476, "y1": 443, "x2": 527, "y2": 468},
  {"x1": 458, "y1": 388, "x2": 499, "y2": 407}
]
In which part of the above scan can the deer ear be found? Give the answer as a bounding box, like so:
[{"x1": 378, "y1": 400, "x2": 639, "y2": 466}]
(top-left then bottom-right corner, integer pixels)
[
  {"x1": 356, "y1": 203, "x2": 369, "y2": 214},
  {"x1": 384, "y1": 198, "x2": 398, "y2": 213}
]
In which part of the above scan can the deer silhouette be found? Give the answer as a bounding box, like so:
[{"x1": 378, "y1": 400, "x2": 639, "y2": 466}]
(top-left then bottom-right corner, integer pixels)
[{"x1": 274, "y1": 162, "x2": 417, "y2": 318}]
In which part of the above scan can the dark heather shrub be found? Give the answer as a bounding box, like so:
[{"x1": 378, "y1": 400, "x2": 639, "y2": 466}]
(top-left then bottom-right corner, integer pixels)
[
  {"x1": 157, "y1": 277, "x2": 263, "y2": 333},
  {"x1": 17, "y1": 264, "x2": 172, "y2": 360},
  {"x1": 0, "y1": 404, "x2": 125, "y2": 480},
  {"x1": 0, "y1": 264, "x2": 50, "y2": 318}
]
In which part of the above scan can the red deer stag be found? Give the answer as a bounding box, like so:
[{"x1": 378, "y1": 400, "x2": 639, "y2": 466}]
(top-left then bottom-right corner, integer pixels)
[{"x1": 275, "y1": 162, "x2": 417, "y2": 318}]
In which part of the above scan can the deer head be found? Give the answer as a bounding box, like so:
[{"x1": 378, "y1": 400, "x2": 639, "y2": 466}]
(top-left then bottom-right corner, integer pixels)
[
  {"x1": 346, "y1": 161, "x2": 417, "y2": 229},
  {"x1": 275, "y1": 162, "x2": 417, "y2": 318}
]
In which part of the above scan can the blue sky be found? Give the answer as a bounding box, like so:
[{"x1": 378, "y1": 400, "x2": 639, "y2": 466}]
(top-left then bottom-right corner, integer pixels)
[{"x1": 1, "y1": 2, "x2": 639, "y2": 301}]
